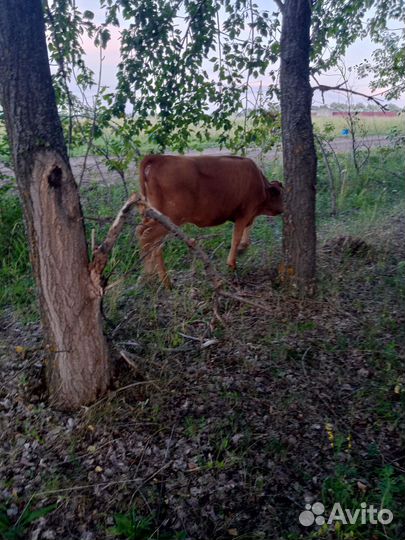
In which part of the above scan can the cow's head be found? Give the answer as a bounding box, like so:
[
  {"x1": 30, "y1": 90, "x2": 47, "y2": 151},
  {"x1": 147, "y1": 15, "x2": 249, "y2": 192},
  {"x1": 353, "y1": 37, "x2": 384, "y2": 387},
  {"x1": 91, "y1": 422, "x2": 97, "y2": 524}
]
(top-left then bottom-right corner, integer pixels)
[{"x1": 265, "y1": 180, "x2": 284, "y2": 216}]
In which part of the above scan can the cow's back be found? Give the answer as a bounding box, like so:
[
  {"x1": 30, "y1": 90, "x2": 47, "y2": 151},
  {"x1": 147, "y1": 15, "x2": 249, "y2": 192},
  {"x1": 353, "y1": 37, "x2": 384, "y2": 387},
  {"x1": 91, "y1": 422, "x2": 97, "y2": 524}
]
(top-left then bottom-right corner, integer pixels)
[{"x1": 140, "y1": 155, "x2": 266, "y2": 227}]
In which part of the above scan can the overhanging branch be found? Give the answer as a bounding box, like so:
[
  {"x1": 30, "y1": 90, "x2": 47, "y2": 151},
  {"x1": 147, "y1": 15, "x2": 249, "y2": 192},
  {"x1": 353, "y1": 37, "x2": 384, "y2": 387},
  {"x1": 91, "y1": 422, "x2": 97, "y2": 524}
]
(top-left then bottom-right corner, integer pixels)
[
  {"x1": 312, "y1": 83, "x2": 388, "y2": 111},
  {"x1": 136, "y1": 197, "x2": 275, "y2": 313}
]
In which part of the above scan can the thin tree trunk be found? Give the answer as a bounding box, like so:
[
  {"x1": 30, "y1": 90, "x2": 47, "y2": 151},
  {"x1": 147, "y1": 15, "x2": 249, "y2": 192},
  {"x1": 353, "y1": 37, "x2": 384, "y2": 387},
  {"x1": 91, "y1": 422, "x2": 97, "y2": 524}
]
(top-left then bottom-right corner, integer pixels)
[
  {"x1": 0, "y1": 0, "x2": 110, "y2": 410},
  {"x1": 279, "y1": 0, "x2": 317, "y2": 296}
]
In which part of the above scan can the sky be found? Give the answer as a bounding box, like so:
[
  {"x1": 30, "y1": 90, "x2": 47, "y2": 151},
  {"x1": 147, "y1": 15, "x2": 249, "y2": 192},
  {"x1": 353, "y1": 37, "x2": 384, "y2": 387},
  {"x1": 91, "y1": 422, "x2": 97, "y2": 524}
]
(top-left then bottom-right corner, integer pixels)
[{"x1": 75, "y1": 0, "x2": 405, "y2": 109}]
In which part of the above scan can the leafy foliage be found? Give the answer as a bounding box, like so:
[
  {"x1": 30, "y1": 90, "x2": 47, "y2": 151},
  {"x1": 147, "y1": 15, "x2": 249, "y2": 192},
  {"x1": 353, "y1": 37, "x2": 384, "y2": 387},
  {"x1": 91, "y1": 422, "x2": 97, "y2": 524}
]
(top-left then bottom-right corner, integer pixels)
[
  {"x1": 358, "y1": 30, "x2": 405, "y2": 100},
  {"x1": 107, "y1": 0, "x2": 279, "y2": 152},
  {"x1": 36, "y1": 0, "x2": 402, "y2": 161},
  {"x1": 44, "y1": 0, "x2": 111, "y2": 100},
  {"x1": 311, "y1": 0, "x2": 371, "y2": 71},
  {"x1": 320, "y1": 463, "x2": 405, "y2": 540},
  {"x1": 355, "y1": 0, "x2": 405, "y2": 99}
]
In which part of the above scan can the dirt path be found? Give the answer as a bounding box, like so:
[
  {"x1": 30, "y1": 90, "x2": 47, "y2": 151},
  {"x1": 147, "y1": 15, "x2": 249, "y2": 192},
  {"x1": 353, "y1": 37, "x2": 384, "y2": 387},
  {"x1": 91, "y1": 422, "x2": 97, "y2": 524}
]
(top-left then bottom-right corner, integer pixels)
[{"x1": 0, "y1": 135, "x2": 394, "y2": 188}]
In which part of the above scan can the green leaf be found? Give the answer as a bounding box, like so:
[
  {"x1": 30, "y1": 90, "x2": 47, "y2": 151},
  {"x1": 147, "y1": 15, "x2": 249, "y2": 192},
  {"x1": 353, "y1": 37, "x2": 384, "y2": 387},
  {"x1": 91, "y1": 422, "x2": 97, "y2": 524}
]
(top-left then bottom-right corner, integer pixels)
[
  {"x1": 83, "y1": 10, "x2": 94, "y2": 20},
  {"x1": 19, "y1": 503, "x2": 57, "y2": 526}
]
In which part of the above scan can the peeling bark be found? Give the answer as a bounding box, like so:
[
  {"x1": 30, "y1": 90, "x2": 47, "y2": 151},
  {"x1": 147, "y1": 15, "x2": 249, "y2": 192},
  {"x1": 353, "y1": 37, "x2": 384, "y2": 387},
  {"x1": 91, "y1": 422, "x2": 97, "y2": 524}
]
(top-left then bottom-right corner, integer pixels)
[{"x1": 0, "y1": 0, "x2": 110, "y2": 410}]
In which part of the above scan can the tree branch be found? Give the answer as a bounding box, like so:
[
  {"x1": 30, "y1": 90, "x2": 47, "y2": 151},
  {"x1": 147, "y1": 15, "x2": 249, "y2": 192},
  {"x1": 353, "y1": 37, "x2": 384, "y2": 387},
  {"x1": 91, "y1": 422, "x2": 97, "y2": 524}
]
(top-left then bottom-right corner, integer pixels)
[
  {"x1": 274, "y1": 0, "x2": 284, "y2": 13},
  {"x1": 137, "y1": 197, "x2": 275, "y2": 313},
  {"x1": 89, "y1": 193, "x2": 138, "y2": 293},
  {"x1": 79, "y1": 45, "x2": 104, "y2": 187},
  {"x1": 89, "y1": 193, "x2": 274, "y2": 315},
  {"x1": 135, "y1": 196, "x2": 224, "y2": 290},
  {"x1": 312, "y1": 83, "x2": 388, "y2": 111}
]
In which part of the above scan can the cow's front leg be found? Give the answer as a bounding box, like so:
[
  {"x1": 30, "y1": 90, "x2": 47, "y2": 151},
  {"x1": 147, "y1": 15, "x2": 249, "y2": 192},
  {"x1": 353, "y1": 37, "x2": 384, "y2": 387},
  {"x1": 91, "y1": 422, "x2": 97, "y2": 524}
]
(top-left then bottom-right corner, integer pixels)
[{"x1": 227, "y1": 220, "x2": 248, "y2": 270}]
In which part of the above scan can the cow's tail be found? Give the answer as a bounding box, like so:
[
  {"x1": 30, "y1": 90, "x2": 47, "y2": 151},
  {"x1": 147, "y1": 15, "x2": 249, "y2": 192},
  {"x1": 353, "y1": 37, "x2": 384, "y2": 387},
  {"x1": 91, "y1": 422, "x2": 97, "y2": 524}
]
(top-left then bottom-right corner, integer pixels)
[{"x1": 139, "y1": 155, "x2": 156, "y2": 199}]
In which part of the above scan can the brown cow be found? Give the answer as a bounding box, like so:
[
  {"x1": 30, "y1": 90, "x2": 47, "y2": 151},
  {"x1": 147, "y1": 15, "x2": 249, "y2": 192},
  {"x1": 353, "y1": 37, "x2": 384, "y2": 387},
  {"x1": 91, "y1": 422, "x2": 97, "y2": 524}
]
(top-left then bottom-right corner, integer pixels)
[{"x1": 137, "y1": 154, "x2": 283, "y2": 287}]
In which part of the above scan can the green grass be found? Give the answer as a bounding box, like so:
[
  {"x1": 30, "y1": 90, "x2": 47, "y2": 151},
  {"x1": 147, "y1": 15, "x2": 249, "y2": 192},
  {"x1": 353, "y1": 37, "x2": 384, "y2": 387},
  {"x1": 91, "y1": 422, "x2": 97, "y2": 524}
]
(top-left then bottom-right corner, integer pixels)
[
  {"x1": 313, "y1": 114, "x2": 405, "y2": 138},
  {"x1": 108, "y1": 507, "x2": 186, "y2": 539},
  {"x1": 59, "y1": 114, "x2": 405, "y2": 158},
  {"x1": 1, "y1": 146, "x2": 404, "y2": 320},
  {"x1": 0, "y1": 502, "x2": 57, "y2": 540},
  {"x1": 316, "y1": 147, "x2": 405, "y2": 232},
  {"x1": 312, "y1": 462, "x2": 405, "y2": 540},
  {"x1": 1, "y1": 146, "x2": 404, "y2": 539},
  {"x1": 0, "y1": 186, "x2": 36, "y2": 319}
]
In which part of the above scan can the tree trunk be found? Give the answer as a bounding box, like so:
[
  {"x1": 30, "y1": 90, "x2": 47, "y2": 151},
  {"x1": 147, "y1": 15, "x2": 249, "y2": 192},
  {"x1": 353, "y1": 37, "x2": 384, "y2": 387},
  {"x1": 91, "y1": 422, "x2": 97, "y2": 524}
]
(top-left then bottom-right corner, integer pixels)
[
  {"x1": 279, "y1": 0, "x2": 317, "y2": 296},
  {"x1": 0, "y1": 0, "x2": 110, "y2": 410}
]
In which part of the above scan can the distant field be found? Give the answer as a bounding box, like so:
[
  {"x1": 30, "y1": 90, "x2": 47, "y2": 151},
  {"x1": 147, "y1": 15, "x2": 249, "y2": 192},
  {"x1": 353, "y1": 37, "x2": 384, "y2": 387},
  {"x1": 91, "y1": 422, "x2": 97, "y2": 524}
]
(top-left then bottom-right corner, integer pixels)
[
  {"x1": 87, "y1": 114, "x2": 405, "y2": 155},
  {"x1": 1, "y1": 113, "x2": 404, "y2": 160},
  {"x1": 312, "y1": 113, "x2": 404, "y2": 137}
]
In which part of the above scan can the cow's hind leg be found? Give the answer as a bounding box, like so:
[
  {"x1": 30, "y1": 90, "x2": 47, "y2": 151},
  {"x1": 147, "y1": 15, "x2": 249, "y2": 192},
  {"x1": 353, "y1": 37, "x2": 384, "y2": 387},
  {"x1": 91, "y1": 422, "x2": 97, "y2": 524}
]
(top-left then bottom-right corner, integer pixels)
[
  {"x1": 237, "y1": 223, "x2": 253, "y2": 253},
  {"x1": 227, "y1": 219, "x2": 250, "y2": 270},
  {"x1": 137, "y1": 218, "x2": 171, "y2": 288}
]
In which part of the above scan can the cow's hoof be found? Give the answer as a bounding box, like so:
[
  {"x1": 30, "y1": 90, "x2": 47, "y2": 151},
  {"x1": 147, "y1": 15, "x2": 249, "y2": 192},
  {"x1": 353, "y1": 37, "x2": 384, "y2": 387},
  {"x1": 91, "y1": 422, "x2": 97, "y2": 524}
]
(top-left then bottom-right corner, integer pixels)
[
  {"x1": 226, "y1": 259, "x2": 237, "y2": 270},
  {"x1": 161, "y1": 275, "x2": 173, "y2": 290}
]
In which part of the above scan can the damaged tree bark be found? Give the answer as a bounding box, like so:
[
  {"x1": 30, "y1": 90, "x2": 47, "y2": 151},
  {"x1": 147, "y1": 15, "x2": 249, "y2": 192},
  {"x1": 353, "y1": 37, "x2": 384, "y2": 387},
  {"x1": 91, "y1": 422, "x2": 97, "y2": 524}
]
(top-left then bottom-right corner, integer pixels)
[{"x1": 0, "y1": 0, "x2": 110, "y2": 410}]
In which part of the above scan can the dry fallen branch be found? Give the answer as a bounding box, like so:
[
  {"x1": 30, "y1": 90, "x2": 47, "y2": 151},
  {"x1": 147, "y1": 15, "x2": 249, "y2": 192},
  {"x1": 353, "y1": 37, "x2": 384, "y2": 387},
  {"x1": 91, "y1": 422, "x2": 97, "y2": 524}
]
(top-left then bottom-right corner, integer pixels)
[
  {"x1": 219, "y1": 289, "x2": 274, "y2": 313},
  {"x1": 89, "y1": 192, "x2": 273, "y2": 315},
  {"x1": 136, "y1": 196, "x2": 274, "y2": 314},
  {"x1": 120, "y1": 349, "x2": 139, "y2": 370},
  {"x1": 89, "y1": 192, "x2": 138, "y2": 292},
  {"x1": 21, "y1": 461, "x2": 173, "y2": 506},
  {"x1": 84, "y1": 379, "x2": 161, "y2": 413}
]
